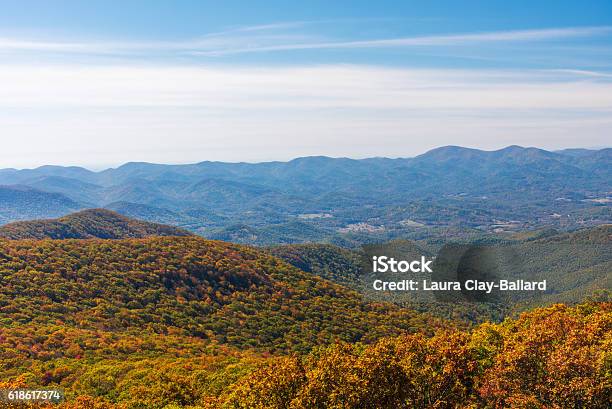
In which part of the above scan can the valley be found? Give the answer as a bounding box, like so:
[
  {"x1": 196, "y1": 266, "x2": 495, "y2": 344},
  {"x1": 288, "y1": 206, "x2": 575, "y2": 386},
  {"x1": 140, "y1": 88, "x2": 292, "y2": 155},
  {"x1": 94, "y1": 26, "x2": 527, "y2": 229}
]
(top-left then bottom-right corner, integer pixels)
[{"x1": 0, "y1": 145, "x2": 609, "y2": 246}]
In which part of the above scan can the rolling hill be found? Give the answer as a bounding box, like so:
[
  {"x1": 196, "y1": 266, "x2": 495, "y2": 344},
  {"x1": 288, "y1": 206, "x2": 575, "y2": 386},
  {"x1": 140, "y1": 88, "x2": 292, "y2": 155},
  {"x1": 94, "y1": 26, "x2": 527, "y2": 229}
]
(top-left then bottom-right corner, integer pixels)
[
  {"x1": 0, "y1": 221, "x2": 606, "y2": 408},
  {"x1": 0, "y1": 236, "x2": 441, "y2": 354},
  {"x1": 0, "y1": 209, "x2": 193, "y2": 239},
  {"x1": 270, "y1": 226, "x2": 611, "y2": 322},
  {"x1": 0, "y1": 232, "x2": 442, "y2": 407},
  {"x1": 269, "y1": 243, "x2": 363, "y2": 289},
  {"x1": 0, "y1": 146, "x2": 609, "y2": 244}
]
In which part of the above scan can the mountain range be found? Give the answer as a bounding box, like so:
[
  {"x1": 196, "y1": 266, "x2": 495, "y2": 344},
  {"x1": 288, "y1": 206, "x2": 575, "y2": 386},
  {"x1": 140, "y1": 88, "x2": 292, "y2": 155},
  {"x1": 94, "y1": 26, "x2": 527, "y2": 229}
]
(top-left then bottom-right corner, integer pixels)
[{"x1": 0, "y1": 145, "x2": 610, "y2": 245}]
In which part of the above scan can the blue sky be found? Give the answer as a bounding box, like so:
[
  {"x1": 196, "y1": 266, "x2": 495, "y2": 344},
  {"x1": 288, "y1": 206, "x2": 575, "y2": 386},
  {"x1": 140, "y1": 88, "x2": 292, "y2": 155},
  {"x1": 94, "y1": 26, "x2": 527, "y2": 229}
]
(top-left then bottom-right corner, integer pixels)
[{"x1": 1, "y1": 1, "x2": 611, "y2": 168}]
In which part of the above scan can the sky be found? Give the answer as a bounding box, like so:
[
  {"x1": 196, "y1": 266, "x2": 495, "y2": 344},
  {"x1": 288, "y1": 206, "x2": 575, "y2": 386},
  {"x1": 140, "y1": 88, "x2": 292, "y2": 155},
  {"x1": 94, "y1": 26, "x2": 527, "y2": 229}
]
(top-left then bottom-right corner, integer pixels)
[{"x1": 1, "y1": 0, "x2": 611, "y2": 169}]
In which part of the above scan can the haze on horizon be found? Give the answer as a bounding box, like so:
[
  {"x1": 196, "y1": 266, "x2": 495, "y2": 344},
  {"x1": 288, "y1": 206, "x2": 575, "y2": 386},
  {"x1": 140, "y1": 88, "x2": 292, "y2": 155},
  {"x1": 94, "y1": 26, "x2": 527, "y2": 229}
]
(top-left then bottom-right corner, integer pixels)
[
  {"x1": 1, "y1": 1, "x2": 611, "y2": 169},
  {"x1": 0, "y1": 144, "x2": 607, "y2": 173}
]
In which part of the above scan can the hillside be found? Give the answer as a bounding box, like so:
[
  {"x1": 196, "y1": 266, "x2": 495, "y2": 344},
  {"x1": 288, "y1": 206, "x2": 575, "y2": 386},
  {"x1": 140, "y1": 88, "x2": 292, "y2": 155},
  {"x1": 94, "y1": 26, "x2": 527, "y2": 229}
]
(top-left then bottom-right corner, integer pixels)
[
  {"x1": 0, "y1": 235, "x2": 442, "y2": 408},
  {"x1": 0, "y1": 209, "x2": 193, "y2": 239},
  {"x1": 505, "y1": 224, "x2": 611, "y2": 309},
  {"x1": 269, "y1": 243, "x2": 363, "y2": 289},
  {"x1": 1, "y1": 301, "x2": 608, "y2": 408},
  {"x1": 228, "y1": 302, "x2": 611, "y2": 409},
  {"x1": 271, "y1": 226, "x2": 611, "y2": 322},
  {"x1": 0, "y1": 235, "x2": 606, "y2": 408},
  {"x1": 0, "y1": 236, "x2": 441, "y2": 354}
]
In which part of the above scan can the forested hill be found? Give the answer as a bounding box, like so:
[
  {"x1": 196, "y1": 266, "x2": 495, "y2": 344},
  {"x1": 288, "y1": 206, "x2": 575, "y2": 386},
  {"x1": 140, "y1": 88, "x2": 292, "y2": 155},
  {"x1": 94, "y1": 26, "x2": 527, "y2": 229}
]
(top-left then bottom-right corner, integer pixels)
[
  {"x1": 269, "y1": 243, "x2": 364, "y2": 290},
  {"x1": 271, "y1": 226, "x2": 611, "y2": 322},
  {"x1": 0, "y1": 231, "x2": 607, "y2": 408},
  {"x1": 0, "y1": 208, "x2": 193, "y2": 239},
  {"x1": 0, "y1": 236, "x2": 442, "y2": 354}
]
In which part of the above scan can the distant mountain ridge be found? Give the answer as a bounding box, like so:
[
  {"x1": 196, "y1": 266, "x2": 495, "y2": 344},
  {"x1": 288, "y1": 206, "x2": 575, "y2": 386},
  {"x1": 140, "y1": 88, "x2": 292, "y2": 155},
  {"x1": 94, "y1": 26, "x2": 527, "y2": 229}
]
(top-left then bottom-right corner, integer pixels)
[
  {"x1": 0, "y1": 145, "x2": 609, "y2": 244},
  {"x1": 0, "y1": 185, "x2": 83, "y2": 224},
  {"x1": 2, "y1": 145, "x2": 607, "y2": 187},
  {"x1": 0, "y1": 208, "x2": 193, "y2": 239}
]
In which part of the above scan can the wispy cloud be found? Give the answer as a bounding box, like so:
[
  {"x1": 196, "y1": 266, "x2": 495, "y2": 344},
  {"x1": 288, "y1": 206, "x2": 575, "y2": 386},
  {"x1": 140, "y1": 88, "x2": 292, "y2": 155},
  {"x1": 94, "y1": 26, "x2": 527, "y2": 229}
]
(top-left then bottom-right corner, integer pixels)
[
  {"x1": 0, "y1": 64, "x2": 611, "y2": 168},
  {"x1": 227, "y1": 21, "x2": 311, "y2": 33},
  {"x1": 192, "y1": 26, "x2": 612, "y2": 56},
  {"x1": 0, "y1": 22, "x2": 314, "y2": 54},
  {"x1": 3, "y1": 65, "x2": 612, "y2": 110},
  {"x1": 545, "y1": 68, "x2": 612, "y2": 78},
  {"x1": 0, "y1": 25, "x2": 610, "y2": 57},
  {"x1": 0, "y1": 22, "x2": 610, "y2": 167}
]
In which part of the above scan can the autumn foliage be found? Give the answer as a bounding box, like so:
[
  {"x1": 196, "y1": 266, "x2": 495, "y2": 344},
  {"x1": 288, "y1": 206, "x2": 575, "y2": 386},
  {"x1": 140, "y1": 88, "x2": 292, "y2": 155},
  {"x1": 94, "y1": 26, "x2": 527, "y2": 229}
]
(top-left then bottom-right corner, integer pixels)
[
  {"x1": 0, "y1": 237, "x2": 608, "y2": 408},
  {"x1": 226, "y1": 303, "x2": 611, "y2": 409}
]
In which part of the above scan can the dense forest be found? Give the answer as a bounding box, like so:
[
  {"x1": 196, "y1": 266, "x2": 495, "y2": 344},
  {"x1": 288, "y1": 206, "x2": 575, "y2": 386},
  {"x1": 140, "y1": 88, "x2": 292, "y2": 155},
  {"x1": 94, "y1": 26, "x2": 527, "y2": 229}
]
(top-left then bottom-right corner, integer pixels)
[
  {"x1": 0, "y1": 302, "x2": 608, "y2": 408},
  {"x1": 0, "y1": 219, "x2": 608, "y2": 408},
  {"x1": 270, "y1": 226, "x2": 611, "y2": 323},
  {"x1": 0, "y1": 237, "x2": 442, "y2": 354}
]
